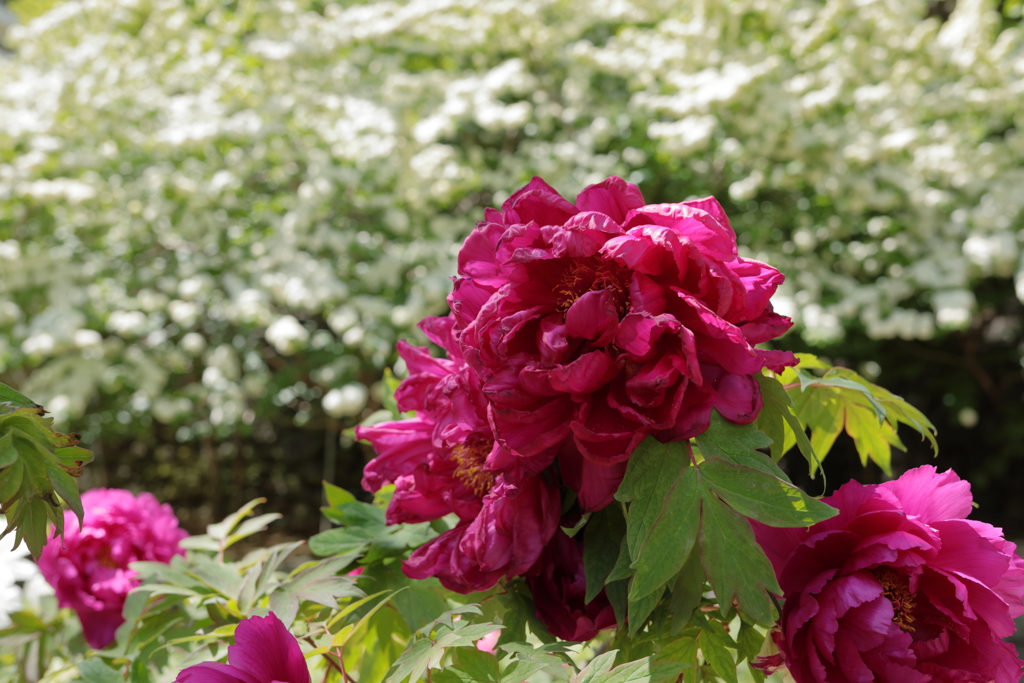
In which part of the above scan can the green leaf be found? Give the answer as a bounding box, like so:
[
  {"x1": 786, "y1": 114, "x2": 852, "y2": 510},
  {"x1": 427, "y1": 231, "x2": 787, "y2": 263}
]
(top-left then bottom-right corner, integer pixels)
[
  {"x1": 605, "y1": 537, "x2": 633, "y2": 584},
  {"x1": 21, "y1": 498, "x2": 50, "y2": 561},
  {"x1": 0, "y1": 459, "x2": 24, "y2": 503},
  {"x1": 668, "y1": 545, "x2": 705, "y2": 636},
  {"x1": 698, "y1": 623, "x2": 737, "y2": 683},
  {"x1": 693, "y1": 412, "x2": 788, "y2": 480},
  {"x1": 0, "y1": 384, "x2": 38, "y2": 412},
  {"x1": 561, "y1": 512, "x2": 591, "y2": 538},
  {"x1": 627, "y1": 585, "x2": 664, "y2": 636},
  {"x1": 77, "y1": 659, "x2": 123, "y2": 683},
  {"x1": 451, "y1": 647, "x2": 500, "y2": 683},
  {"x1": 572, "y1": 652, "x2": 688, "y2": 683},
  {"x1": 0, "y1": 432, "x2": 17, "y2": 469},
  {"x1": 778, "y1": 357, "x2": 937, "y2": 476},
  {"x1": 615, "y1": 438, "x2": 700, "y2": 601},
  {"x1": 206, "y1": 498, "x2": 266, "y2": 540},
  {"x1": 699, "y1": 495, "x2": 779, "y2": 626},
  {"x1": 755, "y1": 372, "x2": 819, "y2": 470},
  {"x1": 323, "y1": 480, "x2": 356, "y2": 508},
  {"x1": 307, "y1": 527, "x2": 371, "y2": 557},
  {"x1": 584, "y1": 504, "x2": 626, "y2": 603},
  {"x1": 46, "y1": 463, "x2": 84, "y2": 529},
  {"x1": 697, "y1": 458, "x2": 837, "y2": 527},
  {"x1": 736, "y1": 620, "x2": 766, "y2": 665},
  {"x1": 605, "y1": 580, "x2": 628, "y2": 628}
]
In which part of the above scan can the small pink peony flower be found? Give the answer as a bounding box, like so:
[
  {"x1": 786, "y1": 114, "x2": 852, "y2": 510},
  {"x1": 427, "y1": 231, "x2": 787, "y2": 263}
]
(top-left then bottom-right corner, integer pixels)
[
  {"x1": 356, "y1": 317, "x2": 561, "y2": 593},
  {"x1": 752, "y1": 466, "x2": 1024, "y2": 683},
  {"x1": 174, "y1": 612, "x2": 310, "y2": 683},
  {"x1": 37, "y1": 488, "x2": 187, "y2": 649},
  {"x1": 525, "y1": 530, "x2": 617, "y2": 642},
  {"x1": 450, "y1": 177, "x2": 794, "y2": 510}
]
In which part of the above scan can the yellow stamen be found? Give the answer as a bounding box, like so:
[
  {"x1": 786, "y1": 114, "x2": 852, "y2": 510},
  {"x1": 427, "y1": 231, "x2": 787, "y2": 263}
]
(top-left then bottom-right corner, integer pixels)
[
  {"x1": 873, "y1": 567, "x2": 916, "y2": 632},
  {"x1": 449, "y1": 440, "x2": 495, "y2": 497}
]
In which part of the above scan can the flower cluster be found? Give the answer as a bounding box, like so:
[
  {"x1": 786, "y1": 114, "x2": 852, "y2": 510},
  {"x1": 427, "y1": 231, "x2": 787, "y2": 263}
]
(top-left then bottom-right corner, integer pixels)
[
  {"x1": 753, "y1": 466, "x2": 1024, "y2": 683},
  {"x1": 358, "y1": 176, "x2": 793, "y2": 638},
  {"x1": 38, "y1": 488, "x2": 187, "y2": 649}
]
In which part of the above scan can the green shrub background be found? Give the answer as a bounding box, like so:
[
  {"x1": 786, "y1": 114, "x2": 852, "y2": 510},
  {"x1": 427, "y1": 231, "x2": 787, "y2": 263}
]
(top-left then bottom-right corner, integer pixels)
[{"x1": 1, "y1": 0, "x2": 1022, "y2": 535}]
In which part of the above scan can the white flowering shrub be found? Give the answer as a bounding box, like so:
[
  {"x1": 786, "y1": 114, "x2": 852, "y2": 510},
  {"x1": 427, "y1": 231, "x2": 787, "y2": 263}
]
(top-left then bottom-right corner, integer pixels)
[{"x1": 0, "y1": 0, "x2": 1022, "y2": 485}]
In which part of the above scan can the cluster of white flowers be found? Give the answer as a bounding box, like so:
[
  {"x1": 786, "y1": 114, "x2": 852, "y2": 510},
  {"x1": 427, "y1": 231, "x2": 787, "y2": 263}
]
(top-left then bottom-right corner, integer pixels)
[{"x1": 0, "y1": 0, "x2": 1021, "y2": 439}]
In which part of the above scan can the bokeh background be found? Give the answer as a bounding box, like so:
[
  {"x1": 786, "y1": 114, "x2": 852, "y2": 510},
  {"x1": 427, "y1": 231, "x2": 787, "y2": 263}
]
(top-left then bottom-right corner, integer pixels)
[{"x1": 1, "y1": 0, "x2": 1023, "y2": 539}]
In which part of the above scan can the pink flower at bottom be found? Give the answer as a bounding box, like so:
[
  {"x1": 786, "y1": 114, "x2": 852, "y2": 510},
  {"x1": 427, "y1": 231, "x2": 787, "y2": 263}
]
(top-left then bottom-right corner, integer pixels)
[
  {"x1": 174, "y1": 613, "x2": 310, "y2": 683},
  {"x1": 37, "y1": 488, "x2": 187, "y2": 649},
  {"x1": 752, "y1": 466, "x2": 1024, "y2": 683}
]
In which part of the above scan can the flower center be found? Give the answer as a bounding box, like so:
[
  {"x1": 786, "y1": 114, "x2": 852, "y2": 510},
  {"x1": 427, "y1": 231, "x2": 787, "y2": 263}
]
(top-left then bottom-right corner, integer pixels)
[
  {"x1": 554, "y1": 257, "x2": 631, "y2": 316},
  {"x1": 449, "y1": 439, "x2": 496, "y2": 497},
  {"x1": 872, "y1": 567, "x2": 916, "y2": 632}
]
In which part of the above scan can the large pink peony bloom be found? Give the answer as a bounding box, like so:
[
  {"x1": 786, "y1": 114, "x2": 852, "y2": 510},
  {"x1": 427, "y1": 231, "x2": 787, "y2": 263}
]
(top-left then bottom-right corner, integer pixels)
[
  {"x1": 37, "y1": 488, "x2": 187, "y2": 649},
  {"x1": 356, "y1": 317, "x2": 561, "y2": 594},
  {"x1": 525, "y1": 529, "x2": 617, "y2": 642},
  {"x1": 174, "y1": 612, "x2": 310, "y2": 683},
  {"x1": 753, "y1": 466, "x2": 1024, "y2": 683},
  {"x1": 450, "y1": 177, "x2": 794, "y2": 510}
]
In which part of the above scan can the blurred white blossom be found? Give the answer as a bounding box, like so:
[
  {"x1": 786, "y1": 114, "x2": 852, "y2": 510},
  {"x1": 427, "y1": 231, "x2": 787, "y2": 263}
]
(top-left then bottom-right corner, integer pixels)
[{"x1": 322, "y1": 383, "x2": 369, "y2": 418}]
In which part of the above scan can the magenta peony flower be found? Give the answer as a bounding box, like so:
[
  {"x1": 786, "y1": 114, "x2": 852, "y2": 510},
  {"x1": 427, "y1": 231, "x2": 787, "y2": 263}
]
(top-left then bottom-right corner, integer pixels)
[
  {"x1": 356, "y1": 317, "x2": 561, "y2": 593},
  {"x1": 37, "y1": 488, "x2": 186, "y2": 649},
  {"x1": 174, "y1": 612, "x2": 310, "y2": 683},
  {"x1": 752, "y1": 466, "x2": 1024, "y2": 683},
  {"x1": 449, "y1": 176, "x2": 795, "y2": 510},
  {"x1": 525, "y1": 530, "x2": 617, "y2": 642}
]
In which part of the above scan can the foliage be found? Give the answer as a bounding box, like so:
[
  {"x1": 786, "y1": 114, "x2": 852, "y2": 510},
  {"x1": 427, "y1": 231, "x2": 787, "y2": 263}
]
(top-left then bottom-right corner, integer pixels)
[{"x1": 0, "y1": 382, "x2": 92, "y2": 559}]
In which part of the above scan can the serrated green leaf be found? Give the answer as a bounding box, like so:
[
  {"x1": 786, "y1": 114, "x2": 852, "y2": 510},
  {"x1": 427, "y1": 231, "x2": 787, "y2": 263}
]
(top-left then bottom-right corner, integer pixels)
[
  {"x1": 669, "y1": 545, "x2": 705, "y2": 636},
  {"x1": 46, "y1": 463, "x2": 84, "y2": 529},
  {"x1": 698, "y1": 495, "x2": 779, "y2": 626},
  {"x1": 615, "y1": 438, "x2": 700, "y2": 601},
  {"x1": 698, "y1": 624, "x2": 737, "y2": 683},
  {"x1": 697, "y1": 458, "x2": 836, "y2": 527},
  {"x1": 779, "y1": 357, "x2": 936, "y2": 476},
  {"x1": 845, "y1": 400, "x2": 903, "y2": 472},
  {"x1": 584, "y1": 504, "x2": 626, "y2": 603}
]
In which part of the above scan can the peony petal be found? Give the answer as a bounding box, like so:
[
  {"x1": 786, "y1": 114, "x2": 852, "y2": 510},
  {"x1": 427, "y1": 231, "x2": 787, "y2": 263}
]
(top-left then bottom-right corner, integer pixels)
[
  {"x1": 503, "y1": 177, "x2": 578, "y2": 226},
  {"x1": 549, "y1": 350, "x2": 620, "y2": 395},
  {"x1": 930, "y1": 519, "x2": 1010, "y2": 587},
  {"x1": 564, "y1": 290, "x2": 620, "y2": 346},
  {"x1": 175, "y1": 662, "x2": 263, "y2": 683},
  {"x1": 878, "y1": 465, "x2": 973, "y2": 523},
  {"x1": 557, "y1": 445, "x2": 628, "y2": 511},
  {"x1": 227, "y1": 613, "x2": 310, "y2": 683},
  {"x1": 575, "y1": 176, "x2": 646, "y2": 223}
]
